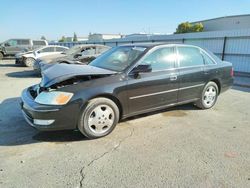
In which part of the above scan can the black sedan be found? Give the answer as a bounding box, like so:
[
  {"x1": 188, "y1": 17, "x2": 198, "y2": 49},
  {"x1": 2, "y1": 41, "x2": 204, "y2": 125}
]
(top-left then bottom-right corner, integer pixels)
[{"x1": 21, "y1": 44, "x2": 233, "y2": 139}]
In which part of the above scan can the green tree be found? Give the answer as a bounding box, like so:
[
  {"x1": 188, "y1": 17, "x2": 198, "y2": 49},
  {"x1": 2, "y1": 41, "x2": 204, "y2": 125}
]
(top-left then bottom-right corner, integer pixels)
[
  {"x1": 58, "y1": 36, "x2": 66, "y2": 42},
  {"x1": 73, "y1": 32, "x2": 78, "y2": 42},
  {"x1": 41, "y1": 36, "x2": 46, "y2": 40},
  {"x1": 191, "y1": 23, "x2": 204, "y2": 32},
  {"x1": 175, "y1": 22, "x2": 203, "y2": 34}
]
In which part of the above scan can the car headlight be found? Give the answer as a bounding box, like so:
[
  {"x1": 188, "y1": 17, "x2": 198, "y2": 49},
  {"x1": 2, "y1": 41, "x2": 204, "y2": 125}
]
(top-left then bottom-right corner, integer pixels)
[{"x1": 35, "y1": 91, "x2": 73, "y2": 105}]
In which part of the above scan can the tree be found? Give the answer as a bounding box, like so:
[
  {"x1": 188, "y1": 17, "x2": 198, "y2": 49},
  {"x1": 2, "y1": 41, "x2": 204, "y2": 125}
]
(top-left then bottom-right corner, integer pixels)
[
  {"x1": 41, "y1": 36, "x2": 46, "y2": 40},
  {"x1": 175, "y1": 22, "x2": 204, "y2": 34},
  {"x1": 191, "y1": 22, "x2": 204, "y2": 32},
  {"x1": 58, "y1": 36, "x2": 66, "y2": 42},
  {"x1": 73, "y1": 32, "x2": 78, "y2": 42}
]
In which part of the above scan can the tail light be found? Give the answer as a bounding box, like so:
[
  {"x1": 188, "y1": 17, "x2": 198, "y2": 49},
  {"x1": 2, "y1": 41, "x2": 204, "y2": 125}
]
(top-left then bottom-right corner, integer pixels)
[{"x1": 230, "y1": 67, "x2": 234, "y2": 77}]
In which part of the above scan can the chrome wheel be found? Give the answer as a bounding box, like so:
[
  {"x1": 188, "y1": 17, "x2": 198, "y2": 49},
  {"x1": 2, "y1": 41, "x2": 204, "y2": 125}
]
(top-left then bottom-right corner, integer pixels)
[
  {"x1": 203, "y1": 85, "x2": 217, "y2": 107},
  {"x1": 25, "y1": 58, "x2": 35, "y2": 67},
  {"x1": 87, "y1": 105, "x2": 115, "y2": 134}
]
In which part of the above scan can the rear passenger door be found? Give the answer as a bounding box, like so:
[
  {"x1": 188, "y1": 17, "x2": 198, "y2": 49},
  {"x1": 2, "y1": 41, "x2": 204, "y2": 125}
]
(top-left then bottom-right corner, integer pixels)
[{"x1": 177, "y1": 46, "x2": 206, "y2": 102}]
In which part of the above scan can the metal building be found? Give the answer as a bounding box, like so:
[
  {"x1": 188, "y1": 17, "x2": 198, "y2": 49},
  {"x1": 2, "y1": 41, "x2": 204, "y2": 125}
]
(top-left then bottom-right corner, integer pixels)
[{"x1": 191, "y1": 14, "x2": 250, "y2": 31}]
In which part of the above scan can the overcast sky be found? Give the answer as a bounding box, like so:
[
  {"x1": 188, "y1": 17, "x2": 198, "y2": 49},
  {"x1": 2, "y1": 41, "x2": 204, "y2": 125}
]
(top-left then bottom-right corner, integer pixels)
[{"x1": 1, "y1": 0, "x2": 250, "y2": 41}]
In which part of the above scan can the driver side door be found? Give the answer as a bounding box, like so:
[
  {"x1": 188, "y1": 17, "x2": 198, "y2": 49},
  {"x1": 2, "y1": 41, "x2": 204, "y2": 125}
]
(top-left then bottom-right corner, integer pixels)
[{"x1": 126, "y1": 46, "x2": 179, "y2": 116}]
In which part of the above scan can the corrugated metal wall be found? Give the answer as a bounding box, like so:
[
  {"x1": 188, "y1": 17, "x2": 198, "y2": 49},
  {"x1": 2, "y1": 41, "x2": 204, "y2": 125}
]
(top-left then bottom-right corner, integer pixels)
[{"x1": 50, "y1": 29, "x2": 250, "y2": 73}]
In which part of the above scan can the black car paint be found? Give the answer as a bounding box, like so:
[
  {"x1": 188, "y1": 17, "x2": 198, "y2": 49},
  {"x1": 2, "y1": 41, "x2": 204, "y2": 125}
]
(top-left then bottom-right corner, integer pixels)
[
  {"x1": 21, "y1": 44, "x2": 233, "y2": 131},
  {"x1": 40, "y1": 63, "x2": 116, "y2": 87}
]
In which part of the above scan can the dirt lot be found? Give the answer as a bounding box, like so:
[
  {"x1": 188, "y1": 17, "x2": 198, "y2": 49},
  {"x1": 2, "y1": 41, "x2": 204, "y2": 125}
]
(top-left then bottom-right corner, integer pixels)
[{"x1": 0, "y1": 60, "x2": 250, "y2": 188}]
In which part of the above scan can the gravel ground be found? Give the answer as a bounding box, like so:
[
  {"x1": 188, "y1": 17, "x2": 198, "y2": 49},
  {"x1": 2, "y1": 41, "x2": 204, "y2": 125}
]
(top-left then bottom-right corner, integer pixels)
[{"x1": 0, "y1": 60, "x2": 250, "y2": 188}]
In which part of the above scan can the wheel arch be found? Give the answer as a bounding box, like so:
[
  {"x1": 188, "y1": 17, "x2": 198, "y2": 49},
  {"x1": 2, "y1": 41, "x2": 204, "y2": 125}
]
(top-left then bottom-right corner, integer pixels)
[
  {"x1": 89, "y1": 93, "x2": 123, "y2": 120},
  {"x1": 209, "y1": 79, "x2": 221, "y2": 94}
]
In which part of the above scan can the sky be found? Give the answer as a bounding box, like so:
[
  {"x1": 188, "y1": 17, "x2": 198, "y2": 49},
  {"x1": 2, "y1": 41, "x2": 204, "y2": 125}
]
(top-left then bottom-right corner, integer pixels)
[{"x1": 1, "y1": 0, "x2": 250, "y2": 41}]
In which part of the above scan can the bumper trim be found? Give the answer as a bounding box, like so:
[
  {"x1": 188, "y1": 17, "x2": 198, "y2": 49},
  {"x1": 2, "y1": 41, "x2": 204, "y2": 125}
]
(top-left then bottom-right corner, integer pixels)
[
  {"x1": 23, "y1": 102, "x2": 60, "y2": 112},
  {"x1": 22, "y1": 110, "x2": 36, "y2": 127}
]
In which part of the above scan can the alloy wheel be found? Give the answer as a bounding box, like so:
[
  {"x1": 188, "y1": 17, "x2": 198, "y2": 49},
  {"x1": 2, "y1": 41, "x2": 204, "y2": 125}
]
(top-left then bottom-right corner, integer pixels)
[{"x1": 87, "y1": 104, "x2": 115, "y2": 135}]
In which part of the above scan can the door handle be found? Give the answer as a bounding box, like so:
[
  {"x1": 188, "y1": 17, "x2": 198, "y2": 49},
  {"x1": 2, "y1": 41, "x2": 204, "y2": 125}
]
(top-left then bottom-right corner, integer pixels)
[{"x1": 170, "y1": 75, "x2": 177, "y2": 81}]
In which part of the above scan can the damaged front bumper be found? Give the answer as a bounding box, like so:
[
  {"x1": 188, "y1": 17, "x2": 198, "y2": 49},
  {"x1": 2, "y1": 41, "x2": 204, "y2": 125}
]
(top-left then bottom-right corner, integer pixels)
[
  {"x1": 20, "y1": 86, "x2": 81, "y2": 131},
  {"x1": 15, "y1": 57, "x2": 24, "y2": 64}
]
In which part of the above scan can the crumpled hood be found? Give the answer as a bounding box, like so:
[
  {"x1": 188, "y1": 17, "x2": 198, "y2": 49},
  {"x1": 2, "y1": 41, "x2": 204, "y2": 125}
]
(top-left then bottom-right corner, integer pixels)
[{"x1": 40, "y1": 63, "x2": 116, "y2": 87}]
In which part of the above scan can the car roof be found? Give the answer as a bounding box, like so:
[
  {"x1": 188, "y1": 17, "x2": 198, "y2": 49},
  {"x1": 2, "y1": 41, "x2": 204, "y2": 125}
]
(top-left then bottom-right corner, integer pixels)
[
  {"x1": 120, "y1": 43, "x2": 201, "y2": 49},
  {"x1": 36, "y1": 45, "x2": 68, "y2": 50},
  {"x1": 72, "y1": 44, "x2": 110, "y2": 48}
]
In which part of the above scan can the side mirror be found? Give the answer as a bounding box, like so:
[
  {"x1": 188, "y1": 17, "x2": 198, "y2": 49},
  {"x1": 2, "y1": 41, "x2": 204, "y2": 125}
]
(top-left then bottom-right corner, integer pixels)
[
  {"x1": 37, "y1": 51, "x2": 41, "y2": 54},
  {"x1": 4, "y1": 43, "x2": 10, "y2": 47},
  {"x1": 132, "y1": 64, "x2": 152, "y2": 74}
]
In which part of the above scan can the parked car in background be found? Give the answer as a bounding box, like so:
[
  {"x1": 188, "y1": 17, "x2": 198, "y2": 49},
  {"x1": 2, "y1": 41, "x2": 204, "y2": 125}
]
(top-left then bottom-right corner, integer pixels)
[
  {"x1": 20, "y1": 45, "x2": 68, "y2": 67},
  {"x1": 21, "y1": 44, "x2": 233, "y2": 139},
  {"x1": 0, "y1": 39, "x2": 48, "y2": 60},
  {"x1": 33, "y1": 44, "x2": 111, "y2": 73}
]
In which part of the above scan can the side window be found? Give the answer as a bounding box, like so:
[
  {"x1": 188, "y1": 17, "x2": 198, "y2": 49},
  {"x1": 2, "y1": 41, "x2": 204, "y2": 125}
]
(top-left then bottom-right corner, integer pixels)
[
  {"x1": 18, "y1": 40, "x2": 29, "y2": 45},
  {"x1": 39, "y1": 47, "x2": 55, "y2": 53},
  {"x1": 81, "y1": 47, "x2": 96, "y2": 56},
  {"x1": 33, "y1": 40, "x2": 46, "y2": 46},
  {"x1": 55, "y1": 47, "x2": 66, "y2": 52},
  {"x1": 7, "y1": 40, "x2": 17, "y2": 46},
  {"x1": 139, "y1": 47, "x2": 176, "y2": 71},
  {"x1": 96, "y1": 47, "x2": 109, "y2": 54},
  {"x1": 201, "y1": 51, "x2": 216, "y2": 65},
  {"x1": 178, "y1": 47, "x2": 204, "y2": 67}
]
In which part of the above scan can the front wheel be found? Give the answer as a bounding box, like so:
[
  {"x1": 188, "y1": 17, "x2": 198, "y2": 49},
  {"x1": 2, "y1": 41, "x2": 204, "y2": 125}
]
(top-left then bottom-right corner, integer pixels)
[
  {"x1": 0, "y1": 52, "x2": 3, "y2": 60},
  {"x1": 24, "y1": 57, "x2": 35, "y2": 67},
  {"x1": 78, "y1": 98, "x2": 120, "y2": 139},
  {"x1": 195, "y1": 81, "x2": 218, "y2": 109}
]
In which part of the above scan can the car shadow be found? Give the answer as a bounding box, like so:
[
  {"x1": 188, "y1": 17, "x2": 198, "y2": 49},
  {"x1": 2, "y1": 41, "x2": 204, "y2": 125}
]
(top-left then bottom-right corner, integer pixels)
[
  {"x1": 0, "y1": 63, "x2": 23, "y2": 67},
  {"x1": 231, "y1": 86, "x2": 250, "y2": 93},
  {"x1": 6, "y1": 70, "x2": 39, "y2": 78},
  {"x1": 0, "y1": 97, "x2": 86, "y2": 146}
]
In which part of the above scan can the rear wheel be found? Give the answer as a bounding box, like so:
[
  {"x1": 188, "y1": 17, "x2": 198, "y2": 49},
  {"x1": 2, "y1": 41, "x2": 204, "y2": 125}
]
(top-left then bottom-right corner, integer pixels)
[
  {"x1": 0, "y1": 52, "x2": 3, "y2": 60},
  {"x1": 24, "y1": 57, "x2": 35, "y2": 67},
  {"x1": 78, "y1": 98, "x2": 119, "y2": 139},
  {"x1": 195, "y1": 81, "x2": 218, "y2": 109}
]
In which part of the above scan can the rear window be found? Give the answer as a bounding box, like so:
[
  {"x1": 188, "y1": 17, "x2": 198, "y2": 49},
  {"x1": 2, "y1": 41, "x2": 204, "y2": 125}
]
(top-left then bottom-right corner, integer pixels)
[
  {"x1": 17, "y1": 40, "x2": 30, "y2": 45},
  {"x1": 33, "y1": 40, "x2": 46, "y2": 46},
  {"x1": 39, "y1": 47, "x2": 55, "y2": 53},
  {"x1": 178, "y1": 47, "x2": 204, "y2": 67},
  {"x1": 55, "y1": 47, "x2": 66, "y2": 52}
]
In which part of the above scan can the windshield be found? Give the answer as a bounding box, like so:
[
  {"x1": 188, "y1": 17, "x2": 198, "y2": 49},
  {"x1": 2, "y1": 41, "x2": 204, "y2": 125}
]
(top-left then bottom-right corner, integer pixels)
[
  {"x1": 89, "y1": 46, "x2": 147, "y2": 72},
  {"x1": 63, "y1": 45, "x2": 82, "y2": 55}
]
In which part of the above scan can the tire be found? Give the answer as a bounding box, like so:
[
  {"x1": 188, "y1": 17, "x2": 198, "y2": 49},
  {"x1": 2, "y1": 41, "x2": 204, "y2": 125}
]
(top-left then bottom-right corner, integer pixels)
[
  {"x1": 78, "y1": 97, "x2": 120, "y2": 139},
  {"x1": 195, "y1": 81, "x2": 218, "y2": 109},
  {"x1": 24, "y1": 57, "x2": 35, "y2": 67},
  {"x1": 0, "y1": 52, "x2": 3, "y2": 60}
]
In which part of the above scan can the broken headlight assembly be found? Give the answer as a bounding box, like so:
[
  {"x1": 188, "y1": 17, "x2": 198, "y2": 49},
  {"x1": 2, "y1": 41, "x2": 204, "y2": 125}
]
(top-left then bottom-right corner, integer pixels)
[{"x1": 34, "y1": 91, "x2": 73, "y2": 105}]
